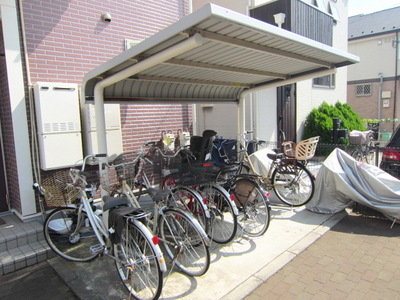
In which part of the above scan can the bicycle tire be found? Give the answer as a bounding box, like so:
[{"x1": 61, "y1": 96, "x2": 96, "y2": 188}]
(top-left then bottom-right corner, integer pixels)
[
  {"x1": 351, "y1": 148, "x2": 367, "y2": 162},
  {"x1": 43, "y1": 207, "x2": 99, "y2": 262},
  {"x1": 158, "y1": 208, "x2": 210, "y2": 276},
  {"x1": 163, "y1": 177, "x2": 209, "y2": 232},
  {"x1": 199, "y1": 184, "x2": 238, "y2": 244},
  {"x1": 272, "y1": 162, "x2": 314, "y2": 207},
  {"x1": 231, "y1": 178, "x2": 270, "y2": 237},
  {"x1": 382, "y1": 212, "x2": 400, "y2": 224},
  {"x1": 114, "y1": 220, "x2": 163, "y2": 300}
]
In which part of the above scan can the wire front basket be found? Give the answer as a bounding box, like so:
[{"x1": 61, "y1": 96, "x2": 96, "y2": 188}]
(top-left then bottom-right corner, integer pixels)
[
  {"x1": 101, "y1": 151, "x2": 161, "y2": 194},
  {"x1": 41, "y1": 170, "x2": 81, "y2": 207},
  {"x1": 161, "y1": 151, "x2": 220, "y2": 186}
]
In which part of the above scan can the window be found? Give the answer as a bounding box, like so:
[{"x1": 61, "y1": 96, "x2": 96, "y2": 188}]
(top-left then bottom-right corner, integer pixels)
[
  {"x1": 313, "y1": 74, "x2": 335, "y2": 88},
  {"x1": 355, "y1": 84, "x2": 372, "y2": 96}
]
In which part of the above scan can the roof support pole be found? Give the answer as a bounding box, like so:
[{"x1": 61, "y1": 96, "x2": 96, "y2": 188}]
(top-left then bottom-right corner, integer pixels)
[
  {"x1": 93, "y1": 33, "x2": 205, "y2": 155},
  {"x1": 237, "y1": 68, "x2": 336, "y2": 138},
  {"x1": 238, "y1": 93, "x2": 246, "y2": 138}
]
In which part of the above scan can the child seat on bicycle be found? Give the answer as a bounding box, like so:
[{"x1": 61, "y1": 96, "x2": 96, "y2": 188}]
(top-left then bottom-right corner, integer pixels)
[
  {"x1": 190, "y1": 130, "x2": 217, "y2": 161},
  {"x1": 281, "y1": 136, "x2": 319, "y2": 161}
]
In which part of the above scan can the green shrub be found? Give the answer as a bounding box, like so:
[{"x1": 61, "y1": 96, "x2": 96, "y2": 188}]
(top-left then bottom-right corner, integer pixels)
[{"x1": 302, "y1": 101, "x2": 365, "y2": 144}]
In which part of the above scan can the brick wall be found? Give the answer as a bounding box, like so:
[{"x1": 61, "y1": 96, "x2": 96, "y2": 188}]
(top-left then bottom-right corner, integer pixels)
[
  {"x1": 347, "y1": 81, "x2": 398, "y2": 133},
  {"x1": 23, "y1": 0, "x2": 189, "y2": 83},
  {"x1": 21, "y1": 0, "x2": 192, "y2": 152},
  {"x1": 121, "y1": 104, "x2": 192, "y2": 152},
  {"x1": 0, "y1": 0, "x2": 192, "y2": 213}
]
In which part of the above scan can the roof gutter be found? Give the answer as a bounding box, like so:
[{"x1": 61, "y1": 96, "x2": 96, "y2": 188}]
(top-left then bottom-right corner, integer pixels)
[
  {"x1": 93, "y1": 33, "x2": 205, "y2": 154},
  {"x1": 237, "y1": 67, "x2": 336, "y2": 135}
]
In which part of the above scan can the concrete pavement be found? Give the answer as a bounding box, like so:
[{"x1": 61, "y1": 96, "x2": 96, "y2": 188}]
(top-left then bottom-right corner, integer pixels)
[
  {"x1": 245, "y1": 207, "x2": 400, "y2": 299},
  {"x1": 0, "y1": 205, "x2": 349, "y2": 299}
]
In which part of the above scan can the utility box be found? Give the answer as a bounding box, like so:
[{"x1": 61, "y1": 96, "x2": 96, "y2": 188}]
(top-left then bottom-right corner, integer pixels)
[
  {"x1": 33, "y1": 82, "x2": 83, "y2": 170},
  {"x1": 332, "y1": 118, "x2": 348, "y2": 144},
  {"x1": 80, "y1": 103, "x2": 123, "y2": 163}
]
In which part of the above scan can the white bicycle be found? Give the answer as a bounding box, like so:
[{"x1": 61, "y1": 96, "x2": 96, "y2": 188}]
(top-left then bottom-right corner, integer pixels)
[{"x1": 38, "y1": 154, "x2": 167, "y2": 300}]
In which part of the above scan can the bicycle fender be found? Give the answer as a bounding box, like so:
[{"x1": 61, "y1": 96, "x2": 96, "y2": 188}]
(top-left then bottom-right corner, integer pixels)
[
  {"x1": 201, "y1": 184, "x2": 239, "y2": 216},
  {"x1": 173, "y1": 186, "x2": 211, "y2": 218},
  {"x1": 132, "y1": 219, "x2": 167, "y2": 273},
  {"x1": 165, "y1": 207, "x2": 211, "y2": 247}
]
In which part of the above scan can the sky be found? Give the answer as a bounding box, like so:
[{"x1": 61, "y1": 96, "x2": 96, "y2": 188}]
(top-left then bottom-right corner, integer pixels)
[{"x1": 348, "y1": 0, "x2": 400, "y2": 16}]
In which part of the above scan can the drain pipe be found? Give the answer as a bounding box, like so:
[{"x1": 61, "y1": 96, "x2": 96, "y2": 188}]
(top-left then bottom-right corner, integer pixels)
[
  {"x1": 93, "y1": 33, "x2": 205, "y2": 154},
  {"x1": 394, "y1": 31, "x2": 399, "y2": 131},
  {"x1": 378, "y1": 73, "x2": 383, "y2": 126}
]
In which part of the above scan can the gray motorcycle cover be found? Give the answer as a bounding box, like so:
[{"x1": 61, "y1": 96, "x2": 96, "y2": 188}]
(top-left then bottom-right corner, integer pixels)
[{"x1": 306, "y1": 148, "x2": 400, "y2": 220}]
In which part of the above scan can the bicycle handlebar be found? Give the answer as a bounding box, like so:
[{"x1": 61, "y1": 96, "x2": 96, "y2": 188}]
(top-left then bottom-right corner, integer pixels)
[{"x1": 81, "y1": 153, "x2": 107, "y2": 172}]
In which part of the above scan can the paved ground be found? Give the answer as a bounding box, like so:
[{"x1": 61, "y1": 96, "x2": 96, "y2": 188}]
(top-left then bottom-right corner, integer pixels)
[
  {"x1": 245, "y1": 207, "x2": 400, "y2": 299},
  {"x1": 0, "y1": 260, "x2": 77, "y2": 300},
  {"x1": 1, "y1": 205, "x2": 399, "y2": 299}
]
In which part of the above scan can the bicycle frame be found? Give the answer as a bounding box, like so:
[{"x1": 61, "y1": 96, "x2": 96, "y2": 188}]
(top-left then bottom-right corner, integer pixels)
[
  {"x1": 68, "y1": 165, "x2": 110, "y2": 251},
  {"x1": 70, "y1": 155, "x2": 166, "y2": 266}
]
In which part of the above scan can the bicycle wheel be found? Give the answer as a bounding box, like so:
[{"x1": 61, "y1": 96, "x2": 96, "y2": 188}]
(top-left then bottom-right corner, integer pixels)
[
  {"x1": 158, "y1": 208, "x2": 210, "y2": 276},
  {"x1": 43, "y1": 207, "x2": 99, "y2": 262},
  {"x1": 351, "y1": 147, "x2": 367, "y2": 162},
  {"x1": 272, "y1": 162, "x2": 314, "y2": 207},
  {"x1": 199, "y1": 184, "x2": 238, "y2": 244},
  {"x1": 167, "y1": 185, "x2": 209, "y2": 232},
  {"x1": 365, "y1": 147, "x2": 375, "y2": 164},
  {"x1": 232, "y1": 178, "x2": 270, "y2": 237},
  {"x1": 114, "y1": 220, "x2": 163, "y2": 300}
]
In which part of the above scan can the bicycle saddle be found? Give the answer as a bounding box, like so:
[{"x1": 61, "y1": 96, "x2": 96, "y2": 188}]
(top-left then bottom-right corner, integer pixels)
[
  {"x1": 147, "y1": 188, "x2": 171, "y2": 202},
  {"x1": 103, "y1": 196, "x2": 131, "y2": 211},
  {"x1": 266, "y1": 152, "x2": 284, "y2": 161}
]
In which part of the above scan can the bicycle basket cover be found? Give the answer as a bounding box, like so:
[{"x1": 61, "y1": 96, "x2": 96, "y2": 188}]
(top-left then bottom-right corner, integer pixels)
[
  {"x1": 48, "y1": 219, "x2": 73, "y2": 234},
  {"x1": 234, "y1": 180, "x2": 258, "y2": 206},
  {"x1": 109, "y1": 207, "x2": 144, "y2": 244}
]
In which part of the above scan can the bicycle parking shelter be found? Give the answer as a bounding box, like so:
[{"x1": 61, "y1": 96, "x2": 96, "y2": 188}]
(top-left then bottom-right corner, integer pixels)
[{"x1": 82, "y1": 3, "x2": 359, "y2": 155}]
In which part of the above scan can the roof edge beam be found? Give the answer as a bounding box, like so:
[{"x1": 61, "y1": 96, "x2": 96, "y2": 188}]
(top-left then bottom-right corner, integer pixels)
[
  {"x1": 198, "y1": 29, "x2": 333, "y2": 69},
  {"x1": 242, "y1": 67, "x2": 336, "y2": 97},
  {"x1": 165, "y1": 58, "x2": 287, "y2": 79},
  {"x1": 103, "y1": 97, "x2": 238, "y2": 104},
  {"x1": 136, "y1": 74, "x2": 252, "y2": 87},
  {"x1": 237, "y1": 68, "x2": 336, "y2": 135},
  {"x1": 93, "y1": 33, "x2": 205, "y2": 154}
]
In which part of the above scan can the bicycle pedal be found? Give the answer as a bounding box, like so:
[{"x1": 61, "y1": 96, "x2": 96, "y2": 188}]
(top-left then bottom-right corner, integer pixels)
[{"x1": 90, "y1": 244, "x2": 104, "y2": 254}]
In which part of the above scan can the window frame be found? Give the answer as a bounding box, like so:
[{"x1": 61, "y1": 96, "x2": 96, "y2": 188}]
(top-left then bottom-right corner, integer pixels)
[
  {"x1": 312, "y1": 74, "x2": 336, "y2": 89},
  {"x1": 355, "y1": 83, "x2": 372, "y2": 96}
]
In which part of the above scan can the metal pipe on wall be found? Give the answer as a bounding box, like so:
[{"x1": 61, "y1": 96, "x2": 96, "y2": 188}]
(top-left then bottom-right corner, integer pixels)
[
  {"x1": 394, "y1": 31, "x2": 399, "y2": 131},
  {"x1": 378, "y1": 72, "x2": 383, "y2": 127}
]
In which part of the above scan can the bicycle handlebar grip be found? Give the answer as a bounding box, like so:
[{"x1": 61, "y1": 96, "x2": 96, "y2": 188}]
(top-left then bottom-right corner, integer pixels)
[
  {"x1": 144, "y1": 141, "x2": 156, "y2": 146},
  {"x1": 95, "y1": 153, "x2": 107, "y2": 158},
  {"x1": 32, "y1": 183, "x2": 45, "y2": 197},
  {"x1": 81, "y1": 171, "x2": 91, "y2": 178}
]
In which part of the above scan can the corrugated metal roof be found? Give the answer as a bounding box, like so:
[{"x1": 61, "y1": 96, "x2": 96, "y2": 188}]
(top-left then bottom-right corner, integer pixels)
[
  {"x1": 349, "y1": 6, "x2": 400, "y2": 40},
  {"x1": 82, "y1": 3, "x2": 359, "y2": 105}
]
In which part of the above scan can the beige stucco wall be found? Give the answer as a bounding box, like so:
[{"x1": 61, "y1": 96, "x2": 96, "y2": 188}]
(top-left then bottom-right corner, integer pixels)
[
  {"x1": 347, "y1": 32, "x2": 400, "y2": 134},
  {"x1": 348, "y1": 33, "x2": 397, "y2": 81}
]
